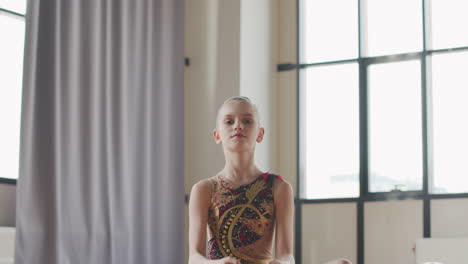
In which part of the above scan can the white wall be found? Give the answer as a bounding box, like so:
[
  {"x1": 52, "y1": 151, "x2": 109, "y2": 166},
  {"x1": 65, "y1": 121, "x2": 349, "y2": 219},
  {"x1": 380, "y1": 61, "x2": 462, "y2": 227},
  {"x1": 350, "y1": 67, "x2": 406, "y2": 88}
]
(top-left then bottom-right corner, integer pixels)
[
  {"x1": 184, "y1": 0, "x2": 226, "y2": 194},
  {"x1": 184, "y1": 0, "x2": 278, "y2": 193},
  {"x1": 431, "y1": 198, "x2": 468, "y2": 237},
  {"x1": 239, "y1": 0, "x2": 278, "y2": 173},
  {"x1": 276, "y1": 0, "x2": 297, "y2": 190},
  {"x1": 0, "y1": 184, "x2": 15, "y2": 226},
  {"x1": 365, "y1": 200, "x2": 423, "y2": 264},
  {"x1": 302, "y1": 203, "x2": 357, "y2": 264}
]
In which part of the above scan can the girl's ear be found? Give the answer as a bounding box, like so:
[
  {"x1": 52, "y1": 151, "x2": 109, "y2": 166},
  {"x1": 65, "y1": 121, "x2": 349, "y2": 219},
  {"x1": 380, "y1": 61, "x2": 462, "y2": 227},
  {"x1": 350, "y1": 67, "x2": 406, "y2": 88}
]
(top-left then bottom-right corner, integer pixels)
[
  {"x1": 256, "y1": 127, "x2": 265, "y2": 143},
  {"x1": 213, "y1": 129, "x2": 222, "y2": 144}
]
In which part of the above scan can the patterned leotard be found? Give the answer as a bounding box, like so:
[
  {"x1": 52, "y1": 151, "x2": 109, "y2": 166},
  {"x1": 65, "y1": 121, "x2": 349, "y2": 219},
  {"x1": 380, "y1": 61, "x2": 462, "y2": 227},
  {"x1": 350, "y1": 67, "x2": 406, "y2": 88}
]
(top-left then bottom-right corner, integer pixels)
[{"x1": 207, "y1": 173, "x2": 284, "y2": 264}]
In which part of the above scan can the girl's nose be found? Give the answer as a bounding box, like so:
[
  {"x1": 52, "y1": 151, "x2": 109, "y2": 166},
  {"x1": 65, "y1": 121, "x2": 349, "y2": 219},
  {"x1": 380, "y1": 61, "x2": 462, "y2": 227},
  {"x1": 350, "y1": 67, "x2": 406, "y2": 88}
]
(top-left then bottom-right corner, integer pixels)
[{"x1": 234, "y1": 121, "x2": 243, "y2": 129}]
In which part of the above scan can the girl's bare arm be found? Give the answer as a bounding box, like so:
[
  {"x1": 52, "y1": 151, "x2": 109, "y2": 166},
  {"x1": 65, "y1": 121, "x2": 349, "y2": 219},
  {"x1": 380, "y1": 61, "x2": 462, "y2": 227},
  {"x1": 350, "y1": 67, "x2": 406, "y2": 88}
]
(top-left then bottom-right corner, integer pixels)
[
  {"x1": 188, "y1": 181, "x2": 240, "y2": 264},
  {"x1": 271, "y1": 180, "x2": 295, "y2": 264},
  {"x1": 188, "y1": 180, "x2": 211, "y2": 264}
]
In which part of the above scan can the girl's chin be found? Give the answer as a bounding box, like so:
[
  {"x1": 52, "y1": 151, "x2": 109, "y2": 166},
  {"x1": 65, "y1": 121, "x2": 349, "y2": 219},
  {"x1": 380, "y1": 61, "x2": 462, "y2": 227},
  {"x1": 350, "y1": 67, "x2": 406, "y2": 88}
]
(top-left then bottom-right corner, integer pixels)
[
  {"x1": 224, "y1": 144, "x2": 255, "y2": 152},
  {"x1": 230, "y1": 137, "x2": 247, "y2": 141}
]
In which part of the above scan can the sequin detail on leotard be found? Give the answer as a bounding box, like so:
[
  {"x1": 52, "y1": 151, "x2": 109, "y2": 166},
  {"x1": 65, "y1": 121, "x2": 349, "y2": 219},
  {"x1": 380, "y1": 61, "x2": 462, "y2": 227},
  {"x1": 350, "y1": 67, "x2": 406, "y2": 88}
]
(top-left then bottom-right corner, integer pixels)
[{"x1": 207, "y1": 173, "x2": 283, "y2": 264}]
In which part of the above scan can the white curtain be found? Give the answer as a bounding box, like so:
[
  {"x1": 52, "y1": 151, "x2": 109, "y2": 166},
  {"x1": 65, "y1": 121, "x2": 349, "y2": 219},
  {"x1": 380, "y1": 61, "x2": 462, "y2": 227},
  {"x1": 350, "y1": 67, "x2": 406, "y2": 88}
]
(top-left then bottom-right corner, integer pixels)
[{"x1": 15, "y1": 0, "x2": 185, "y2": 263}]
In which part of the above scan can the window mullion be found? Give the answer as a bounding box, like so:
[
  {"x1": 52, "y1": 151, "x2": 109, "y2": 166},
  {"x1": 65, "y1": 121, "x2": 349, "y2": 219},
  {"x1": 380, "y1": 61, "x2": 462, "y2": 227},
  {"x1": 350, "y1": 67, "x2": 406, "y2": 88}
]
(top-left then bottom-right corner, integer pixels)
[{"x1": 359, "y1": 59, "x2": 369, "y2": 197}]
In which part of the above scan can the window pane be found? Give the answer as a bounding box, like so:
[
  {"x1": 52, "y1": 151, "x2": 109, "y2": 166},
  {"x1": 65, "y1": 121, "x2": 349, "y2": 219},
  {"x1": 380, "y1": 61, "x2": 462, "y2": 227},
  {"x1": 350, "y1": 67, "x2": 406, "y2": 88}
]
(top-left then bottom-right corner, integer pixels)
[
  {"x1": 0, "y1": 15, "x2": 25, "y2": 180},
  {"x1": 0, "y1": 0, "x2": 26, "y2": 14},
  {"x1": 300, "y1": 0, "x2": 358, "y2": 63},
  {"x1": 365, "y1": 0, "x2": 422, "y2": 56},
  {"x1": 301, "y1": 63, "x2": 359, "y2": 199},
  {"x1": 368, "y1": 60, "x2": 422, "y2": 192},
  {"x1": 431, "y1": 51, "x2": 468, "y2": 194},
  {"x1": 429, "y1": 0, "x2": 468, "y2": 50}
]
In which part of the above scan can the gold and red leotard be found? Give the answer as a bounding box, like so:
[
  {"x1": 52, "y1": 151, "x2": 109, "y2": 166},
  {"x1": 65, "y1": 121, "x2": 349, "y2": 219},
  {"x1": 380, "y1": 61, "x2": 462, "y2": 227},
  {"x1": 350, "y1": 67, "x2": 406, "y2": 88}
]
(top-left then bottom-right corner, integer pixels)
[{"x1": 207, "y1": 173, "x2": 284, "y2": 264}]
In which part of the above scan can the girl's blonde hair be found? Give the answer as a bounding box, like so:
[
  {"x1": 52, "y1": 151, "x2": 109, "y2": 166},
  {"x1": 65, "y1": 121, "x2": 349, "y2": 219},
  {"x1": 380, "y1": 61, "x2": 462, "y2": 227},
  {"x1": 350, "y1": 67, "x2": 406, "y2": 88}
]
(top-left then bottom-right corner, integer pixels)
[{"x1": 216, "y1": 96, "x2": 261, "y2": 127}]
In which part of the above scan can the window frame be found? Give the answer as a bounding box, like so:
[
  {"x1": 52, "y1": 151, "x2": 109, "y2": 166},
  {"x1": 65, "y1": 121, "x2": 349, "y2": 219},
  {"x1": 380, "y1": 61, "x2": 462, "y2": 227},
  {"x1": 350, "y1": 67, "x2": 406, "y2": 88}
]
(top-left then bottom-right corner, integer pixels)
[
  {"x1": 0, "y1": 7, "x2": 26, "y2": 185},
  {"x1": 293, "y1": 0, "x2": 468, "y2": 201},
  {"x1": 288, "y1": 1, "x2": 468, "y2": 263}
]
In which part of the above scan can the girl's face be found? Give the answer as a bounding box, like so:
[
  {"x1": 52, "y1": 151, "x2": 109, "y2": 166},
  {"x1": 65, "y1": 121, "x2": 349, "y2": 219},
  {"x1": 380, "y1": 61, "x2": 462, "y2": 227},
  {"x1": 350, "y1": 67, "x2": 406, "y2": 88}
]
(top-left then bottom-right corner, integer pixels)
[{"x1": 213, "y1": 101, "x2": 264, "y2": 152}]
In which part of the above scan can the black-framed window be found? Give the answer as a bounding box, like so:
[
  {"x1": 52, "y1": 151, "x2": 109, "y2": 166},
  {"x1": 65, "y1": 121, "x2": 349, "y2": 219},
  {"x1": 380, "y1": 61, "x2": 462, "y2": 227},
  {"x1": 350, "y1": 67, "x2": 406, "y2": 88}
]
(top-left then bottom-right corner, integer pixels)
[
  {"x1": 298, "y1": 0, "x2": 468, "y2": 199},
  {"x1": 0, "y1": 2, "x2": 27, "y2": 183}
]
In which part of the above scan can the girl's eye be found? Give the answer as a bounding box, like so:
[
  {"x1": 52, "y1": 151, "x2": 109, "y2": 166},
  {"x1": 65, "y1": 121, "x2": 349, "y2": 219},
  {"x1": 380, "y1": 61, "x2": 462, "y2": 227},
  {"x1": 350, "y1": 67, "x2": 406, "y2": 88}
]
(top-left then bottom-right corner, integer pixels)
[
  {"x1": 243, "y1": 119, "x2": 253, "y2": 124},
  {"x1": 225, "y1": 120, "x2": 234, "y2": 125}
]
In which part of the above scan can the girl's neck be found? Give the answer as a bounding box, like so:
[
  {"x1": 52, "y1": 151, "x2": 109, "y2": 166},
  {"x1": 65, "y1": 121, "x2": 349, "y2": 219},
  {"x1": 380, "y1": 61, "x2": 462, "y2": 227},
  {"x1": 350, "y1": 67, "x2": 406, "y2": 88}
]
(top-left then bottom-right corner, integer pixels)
[{"x1": 221, "y1": 152, "x2": 263, "y2": 185}]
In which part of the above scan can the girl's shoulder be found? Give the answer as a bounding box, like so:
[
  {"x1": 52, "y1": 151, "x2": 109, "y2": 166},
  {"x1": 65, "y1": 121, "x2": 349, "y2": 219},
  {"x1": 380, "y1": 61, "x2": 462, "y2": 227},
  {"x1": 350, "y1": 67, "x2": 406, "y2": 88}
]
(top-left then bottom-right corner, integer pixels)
[
  {"x1": 269, "y1": 174, "x2": 293, "y2": 197},
  {"x1": 265, "y1": 173, "x2": 287, "y2": 186},
  {"x1": 190, "y1": 175, "x2": 219, "y2": 200},
  {"x1": 191, "y1": 177, "x2": 215, "y2": 192},
  {"x1": 265, "y1": 173, "x2": 285, "y2": 183}
]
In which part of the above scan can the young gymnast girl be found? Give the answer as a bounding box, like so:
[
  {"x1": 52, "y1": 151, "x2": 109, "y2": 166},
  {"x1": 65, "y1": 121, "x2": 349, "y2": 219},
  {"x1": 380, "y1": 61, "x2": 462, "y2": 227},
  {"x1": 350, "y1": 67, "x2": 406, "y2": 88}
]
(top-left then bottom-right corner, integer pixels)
[{"x1": 188, "y1": 96, "x2": 295, "y2": 264}]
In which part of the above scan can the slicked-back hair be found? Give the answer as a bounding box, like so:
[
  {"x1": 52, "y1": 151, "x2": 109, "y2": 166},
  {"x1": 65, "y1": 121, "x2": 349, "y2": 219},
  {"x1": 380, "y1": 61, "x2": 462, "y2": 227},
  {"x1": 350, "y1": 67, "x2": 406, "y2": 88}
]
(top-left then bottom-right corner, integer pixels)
[{"x1": 215, "y1": 96, "x2": 261, "y2": 128}]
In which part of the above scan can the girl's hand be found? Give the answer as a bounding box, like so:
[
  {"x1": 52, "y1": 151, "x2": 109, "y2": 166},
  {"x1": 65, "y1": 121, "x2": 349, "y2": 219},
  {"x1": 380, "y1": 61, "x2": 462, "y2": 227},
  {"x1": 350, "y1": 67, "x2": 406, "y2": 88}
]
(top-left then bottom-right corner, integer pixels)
[
  {"x1": 268, "y1": 261, "x2": 283, "y2": 264},
  {"x1": 268, "y1": 255, "x2": 295, "y2": 264},
  {"x1": 321, "y1": 259, "x2": 352, "y2": 264},
  {"x1": 213, "y1": 256, "x2": 241, "y2": 264},
  {"x1": 268, "y1": 260, "x2": 290, "y2": 264},
  {"x1": 268, "y1": 259, "x2": 294, "y2": 264}
]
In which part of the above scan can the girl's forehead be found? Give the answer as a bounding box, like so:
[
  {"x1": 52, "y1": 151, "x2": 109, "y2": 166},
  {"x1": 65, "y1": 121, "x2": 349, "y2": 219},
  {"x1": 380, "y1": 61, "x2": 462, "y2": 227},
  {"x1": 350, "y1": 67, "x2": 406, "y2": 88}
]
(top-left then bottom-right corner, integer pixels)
[
  {"x1": 222, "y1": 113, "x2": 254, "y2": 118},
  {"x1": 220, "y1": 102, "x2": 255, "y2": 116}
]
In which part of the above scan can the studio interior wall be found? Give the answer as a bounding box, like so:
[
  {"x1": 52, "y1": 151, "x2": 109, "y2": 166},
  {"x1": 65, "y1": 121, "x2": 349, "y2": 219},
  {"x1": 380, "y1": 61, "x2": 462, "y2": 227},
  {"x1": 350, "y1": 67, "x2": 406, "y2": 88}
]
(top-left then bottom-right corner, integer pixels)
[
  {"x1": 0, "y1": 184, "x2": 15, "y2": 226},
  {"x1": 1, "y1": 2, "x2": 466, "y2": 264}
]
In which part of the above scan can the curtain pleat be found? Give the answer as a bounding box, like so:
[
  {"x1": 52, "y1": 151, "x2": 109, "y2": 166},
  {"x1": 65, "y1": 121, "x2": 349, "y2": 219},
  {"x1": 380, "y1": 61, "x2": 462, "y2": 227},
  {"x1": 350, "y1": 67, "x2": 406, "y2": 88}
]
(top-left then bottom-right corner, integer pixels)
[{"x1": 16, "y1": 0, "x2": 185, "y2": 263}]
